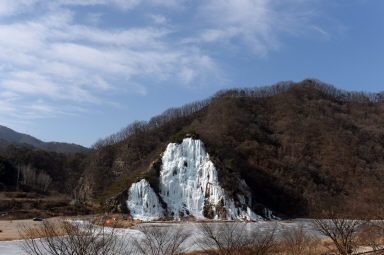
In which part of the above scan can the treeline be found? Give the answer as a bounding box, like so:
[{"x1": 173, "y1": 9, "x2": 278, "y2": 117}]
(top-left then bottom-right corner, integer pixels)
[
  {"x1": 93, "y1": 79, "x2": 384, "y2": 148},
  {"x1": 92, "y1": 98, "x2": 211, "y2": 148},
  {"x1": 0, "y1": 144, "x2": 87, "y2": 193},
  {"x1": 214, "y1": 79, "x2": 384, "y2": 104}
]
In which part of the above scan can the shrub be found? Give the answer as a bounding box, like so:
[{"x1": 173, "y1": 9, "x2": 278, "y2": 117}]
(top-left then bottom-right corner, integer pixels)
[
  {"x1": 168, "y1": 130, "x2": 199, "y2": 144},
  {"x1": 196, "y1": 222, "x2": 276, "y2": 255},
  {"x1": 18, "y1": 217, "x2": 133, "y2": 255},
  {"x1": 132, "y1": 224, "x2": 191, "y2": 255}
]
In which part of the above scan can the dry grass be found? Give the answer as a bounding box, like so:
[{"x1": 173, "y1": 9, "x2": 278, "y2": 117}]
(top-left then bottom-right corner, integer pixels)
[
  {"x1": 18, "y1": 217, "x2": 132, "y2": 255},
  {"x1": 180, "y1": 239, "x2": 337, "y2": 255},
  {"x1": 90, "y1": 213, "x2": 141, "y2": 228},
  {"x1": 181, "y1": 225, "x2": 341, "y2": 255},
  {"x1": 356, "y1": 222, "x2": 384, "y2": 252},
  {"x1": 0, "y1": 218, "x2": 62, "y2": 241}
]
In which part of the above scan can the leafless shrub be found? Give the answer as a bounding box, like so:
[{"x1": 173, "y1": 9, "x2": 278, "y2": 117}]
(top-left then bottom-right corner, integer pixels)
[
  {"x1": 252, "y1": 225, "x2": 277, "y2": 255},
  {"x1": 357, "y1": 221, "x2": 384, "y2": 252},
  {"x1": 312, "y1": 213, "x2": 362, "y2": 255},
  {"x1": 132, "y1": 224, "x2": 191, "y2": 255},
  {"x1": 279, "y1": 225, "x2": 320, "y2": 255},
  {"x1": 196, "y1": 222, "x2": 276, "y2": 255},
  {"x1": 18, "y1": 218, "x2": 132, "y2": 255}
]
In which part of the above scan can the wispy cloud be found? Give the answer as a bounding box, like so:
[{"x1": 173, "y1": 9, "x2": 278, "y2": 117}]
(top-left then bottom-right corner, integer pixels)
[
  {"x1": 149, "y1": 14, "x2": 167, "y2": 25},
  {"x1": 0, "y1": 0, "x2": 332, "y2": 132},
  {"x1": 0, "y1": 0, "x2": 38, "y2": 17},
  {"x1": 0, "y1": 0, "x2": 183, "y2": 17},
  {"x1": 0, "y1": 3, "x2": 218, "y2": 122},
  {"x1": 186, "y1": 0, "x2": 323, "y2": 56}
]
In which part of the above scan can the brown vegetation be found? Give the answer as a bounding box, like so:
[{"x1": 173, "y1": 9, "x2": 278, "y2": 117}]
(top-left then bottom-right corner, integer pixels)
[
  {"x1": 15, "y1": 217, "x2": 384, "y2": 255},
  {"x1": 195, "y1": 222, "x2": 276, "y2": 255},
  {"x1": 279, "y1": 225, "x2": 320, "y2": 255},
  {"x1": 357, "y1": 222, "x2": 384, "y2": 252},
  {"x1": 0, "y1": 145, "x2": 88, "y2": 195},
  {"x1": 312, "y1": 212, "x2": 363, "y2": 255},
  {"x1": 2, "y1": 79, "x2": 384, "y2": 219},
  {"x1": 0, "y1": 191, "x2": 95, "y2": 220},
  {"x1": 18, "y1": 217, "x2": 132, "y2": 255},
  {"x1": 133, "y1": 224, "x2": 191, "y2": 255},
  {"x1": 83, "y1": 79, "x2": 384, "y2": 218}
]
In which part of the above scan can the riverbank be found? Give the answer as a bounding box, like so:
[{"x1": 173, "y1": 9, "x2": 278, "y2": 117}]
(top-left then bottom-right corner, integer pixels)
[
  {"x1": 0, "y1": 219, "x2": 45, "y2": 241},
  {"x1": 0, "y1": 219, "x2": 381, "y2": 255}
]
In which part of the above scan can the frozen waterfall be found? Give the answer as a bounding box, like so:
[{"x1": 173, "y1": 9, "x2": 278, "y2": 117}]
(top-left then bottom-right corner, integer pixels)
[
  {"x1": 126, "y1": 138, "x2": 262, "y2": 221},
  {"x1": 126, "y1": 179, "x2": 164, "y2": 220},
  {"x1": 159, "y1": 138, "x2": 261, "y2": 220}
]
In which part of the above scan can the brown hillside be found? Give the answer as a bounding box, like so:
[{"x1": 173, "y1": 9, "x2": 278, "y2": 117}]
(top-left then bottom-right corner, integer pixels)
[{"x1": 81, "y1": 80, "x2": 384, "y2": 218}]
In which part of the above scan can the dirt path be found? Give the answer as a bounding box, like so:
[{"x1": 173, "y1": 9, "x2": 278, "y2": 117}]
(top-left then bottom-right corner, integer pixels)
[{"x1": 0, "y1": 219, "x2": 50, "y2": 241}]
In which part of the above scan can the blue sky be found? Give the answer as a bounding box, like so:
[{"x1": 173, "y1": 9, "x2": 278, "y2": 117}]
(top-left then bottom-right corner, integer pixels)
[{"x1": 0, "y1": 0, "x2": 383, "y2": 147}]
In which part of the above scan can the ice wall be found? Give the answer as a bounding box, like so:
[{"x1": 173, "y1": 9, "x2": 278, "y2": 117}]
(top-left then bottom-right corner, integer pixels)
[
  {"x1": 126, "y1": 179, "x2": 164, "y2": 220},
  {"x1": 159, "y1": 138, "x2": 261, "y2": 220}
]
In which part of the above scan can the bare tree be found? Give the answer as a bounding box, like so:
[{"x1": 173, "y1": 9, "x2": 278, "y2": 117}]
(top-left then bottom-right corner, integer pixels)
[
  {"x1": 20, "y1": 165, "x2": 36, "y2": 186},
  {"x1": 36, "y1": 171, "x2": 52, "y2": 192},
  {"x1": 357, "y1": 221, "x2": 384, "y2": 252},
  {"x1": 19, "y1": 165, "x2": 52, "y2": 192},
  {"x1": 196, "y1": 222, "x2": 276, "y2": 255},
  {"x1": 18, "y1": 218, "x2": 133, "y2": 255},
  {"x1": 252, "y1": 226, "x2": 277, "y2": 255},
  {"x1": 132, "y1": 224, "x2": 191, "y2": 255},
  {"x1": 312, "y1": 213, "x2": 362, "y2": 255},
  {"x1": 358, "y1": 201, "x2": 384, "y2": 252},
  {"x1": 280, "y1": 225, "x2": 320, "y2": 255}
]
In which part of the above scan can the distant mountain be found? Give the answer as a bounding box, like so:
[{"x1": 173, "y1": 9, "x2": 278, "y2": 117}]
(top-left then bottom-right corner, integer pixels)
[{"x1": 0, "y1": 125, "x2": 88, "y2": 153}]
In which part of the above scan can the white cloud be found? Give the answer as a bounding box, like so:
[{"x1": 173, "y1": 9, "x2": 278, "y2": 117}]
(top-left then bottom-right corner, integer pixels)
[
  {"x1": 0, "y1": 0, "x2": 329, "y2": 129},
  {"x1": 56, "y1": 0, "x2": 142, "y2": 9},
  {"x1": 0, "y1": 4, "x2": 218, "y2": 122},
  {"x1": 150, "y1": 14, "x2": 167, "y2": 25},
  {"x1": 0, "y1": 0, "x2": 38, "y2": 17},
  {"x1": 85, "y1": 12, "x2": 103, "y2": 25},
  {"x1": 0, "y1": 0, "x2": 183, "y2": 17},
  {"x1": 0, "y1": 91, "x2": 20, "y2": 101},
  {"x1": 311, "y1": 25, "x2": 330, "y2": 39},
  {"x1": 190, "y1": 0, "x2": 321, "y2": 56}
]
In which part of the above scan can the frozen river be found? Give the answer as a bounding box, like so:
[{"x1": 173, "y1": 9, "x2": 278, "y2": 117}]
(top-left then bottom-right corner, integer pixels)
[
  {"x1": 0, "y1": 220, "x2": 320, "y2": 255},
  {"x1": 0, "y1": 240, "x2": 24, "y2": 255}
]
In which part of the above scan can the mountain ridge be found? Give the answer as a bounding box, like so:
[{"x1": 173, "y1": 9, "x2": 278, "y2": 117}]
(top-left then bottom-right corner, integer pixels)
[{"x1": 0, "y1": 125, "x2": 88, "y2": 153}]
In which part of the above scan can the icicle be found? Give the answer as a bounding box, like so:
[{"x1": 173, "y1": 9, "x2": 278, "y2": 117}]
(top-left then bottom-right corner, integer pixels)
[{"x1": 126, "y1": 179, "x2": 164, "y2": 220}]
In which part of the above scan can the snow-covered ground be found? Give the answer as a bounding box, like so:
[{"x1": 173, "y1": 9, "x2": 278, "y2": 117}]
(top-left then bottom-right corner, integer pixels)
[
  {"x1": 0, "y1": 220, "x2": 320, "y2": 255},
  {"x1": 0, "y1": 240, "x2": 23, "y2": 255}
]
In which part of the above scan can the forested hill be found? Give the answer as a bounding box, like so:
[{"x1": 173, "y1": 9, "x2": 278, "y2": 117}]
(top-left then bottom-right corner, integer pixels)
[
  {"x1": 0, "y1": 126, "x2": 89, "y2": 196},
  {"x1": 0, "y1": 125, "x2": 88, "y2": 153},
  {"x1": 81, "y1": 79, "x2": 384, "y2": 218}
]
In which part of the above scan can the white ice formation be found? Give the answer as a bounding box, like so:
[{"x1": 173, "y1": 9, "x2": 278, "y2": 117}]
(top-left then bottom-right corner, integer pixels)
[
  {"x1": 126, "y1": 138, "x2": 263, "y2": 221},
  {"x1": 126, "y1": 179, "x2": 164, "y2": 220}
]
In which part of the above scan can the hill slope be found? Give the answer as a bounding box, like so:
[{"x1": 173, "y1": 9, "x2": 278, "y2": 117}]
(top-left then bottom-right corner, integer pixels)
[
  {"x1": 0, "y1": 125, "x2": 88, "y2": 153},
  {"x1": 81, "y1": 79, "x2": 384, "y2": 218}
]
